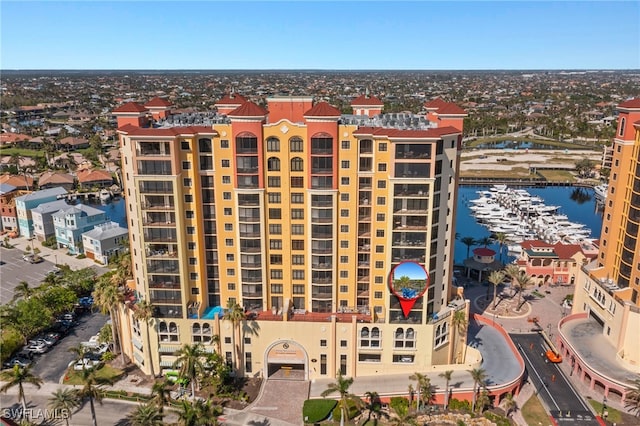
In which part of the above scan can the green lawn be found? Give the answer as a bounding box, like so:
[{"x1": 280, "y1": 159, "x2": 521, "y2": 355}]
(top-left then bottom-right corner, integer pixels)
[
  {"x1": 460, "y1": 167, "x2": 534, "y2": 179},
  {"x1": 63, "y1": 364, "x2": 124, "y2": 385},
  {"x1": 589, "y1": 399, "x2": 623, "y2": 424},
  {"x1": 536, "y1": 169, "x2": 576, "y2": 183},
  {"x1": 521, "y1": 395, "x2": 550, "y2": 426}
]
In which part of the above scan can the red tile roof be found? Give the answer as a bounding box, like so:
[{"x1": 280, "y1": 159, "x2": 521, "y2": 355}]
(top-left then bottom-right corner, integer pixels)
[
  {"x1": 117, "y1": 125, "x2": 217, "y2": 136},
  {"x1": 144, "y1": 97, "x2": 172, "y2": 108},
  {"x1": 304, "y1": 102, "x2": 341, "y2": 117},
  {"x1": 0, "y1": 174, "x2": 34, "y2": 189},
  {"x1": 0, "y1": 133, "x2": 32, "y2": 144},
  {"x1": 113, "y1": 102, "x2": 147, "y2": 113},
  {"x1": 520, "y1": 240, "x2": 553, "y2": 250},
  {"x1": 552, "y1": 243, "x2": 581, "y2": 259},
  {"x1": 350, "y1": 94, "x2": 384, "y2": 106},
  {"x1": 353, "y1": 126, "x2": 461, "y2": 138},
  {"x1": 473, "y1": 247, "x2": 495, "y2": 256},
  {"x1": 38, "y1": 171, "x2": 75, "y2": 185},
  {"x1": 424, "y1": 98, "x2": 449, "y2": 109},
  {"x1": 216, "y1": 93, "x2": 248, "y2": 105},
  {"x1": 77, "y1": 169, "x2": 113, "y2": 183},
  {"x1": 618, "y1": 98, "x2": 640, "y2": 109},
  {"x1": 228, "y1": 102, "x2": 268, "y2": 117},
  {"x1": 436, "y1": 103, "x2": 467, "y2": 115}
]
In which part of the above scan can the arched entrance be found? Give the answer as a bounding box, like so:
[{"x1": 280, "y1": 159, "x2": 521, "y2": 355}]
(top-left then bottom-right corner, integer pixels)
[{"x1": 264, "y1": 340, "x2": 308, "y2": 380}]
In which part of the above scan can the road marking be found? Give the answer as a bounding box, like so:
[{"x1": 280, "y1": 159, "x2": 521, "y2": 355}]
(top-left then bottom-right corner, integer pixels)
[
  {"x1": 518, "y1": 342, "x2": 560, "y2": 411},
  {"x1": 553, "y1": 362, "x2": 590, "y2": 411}
]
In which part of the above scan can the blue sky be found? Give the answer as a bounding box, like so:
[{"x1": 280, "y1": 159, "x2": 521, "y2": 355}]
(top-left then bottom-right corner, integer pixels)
[
  {"x1": 393, "y1": 262, "x2": 428, "y2": 281},
  {"x1": 1, "y1": 1, "x2": 638, "y2": 70}
]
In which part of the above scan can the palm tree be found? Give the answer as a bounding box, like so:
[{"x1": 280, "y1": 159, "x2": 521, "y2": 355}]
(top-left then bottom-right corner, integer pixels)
[
  {"x1": 469, "y1": 368, "x2": 488, "y2": 413},
  {"x1": 438, "y1": 370, "x2": 453, "y2": 410},
  {"x1": 389, "y1": 401, "x2": 418, "y2": 426},
  {"x1": 493, "y1": 232, "x2": 507, "y2": 263},
  {"x1": 149, "y1": 380, "x2": 172, "y2": 417},
  {"x1": 502, "y1": 392, "x2": 518, "y2": 418},
  {"x1": 321, "y1": 370, "x2": 361, "y2": 426},
  {"x1": 476, "y1": 388, "x2": 490, "y2": 414},
  {"x1": 222, "y1": 300, "x2": 246, "y2": 375},
  {"x1": 514, "y1": 273, "x2": 533, "y2": 311},
  {"x1": 624, "y1": 378, "x2": 640, "y2": 417},
  {"x1": 460, "y1": 236, "x2": 477, "y2": 259},
  {"x1": 477, "y1": 236, "x2": 493, "y2": 248},
  {"x1": 126, "y1": 402, "x2": 163, "y2": 426},
  {"x1": 488, "y1": 270, "x2": 506, "y2": 309},
  {"x1": 175, "y1": 399, "x2": 198, "y2": 426},
  {"x1": 175, "y1": 399, "x2": 222, "y2": 426},
  {"x1": 172, "y1": 343, "x2": 206, "y2": 401},
  {"x1": 0, "y1": 365, "x2": 43, "y2": 419},
  {"x1": 503, "y1": 264, "x2": 522, "y2": 298},
  {"x1": 12, "y1": 281, "x2": 36, "y2": 301},
  {"x1": 409, "y1": 372, "x2": 427, "y2": 411},
  {"x1": 93, "y1": 274, "x2": 125, "y2": 363},
  {"x1": 451, "y1": 310, "x2": 468, "y2": 364},
  {"x1": 133, "y1": 299, "x2": 156, "y2": 378},
  {"x1": 48, "y1": 388, "x2": 80, "y2": 426},
  {"x1": 419, "y1": 376, "x2": 433, "y2": 413},
  {"x1": 76, "y1": 366, "x2": 114, "y2": 426},
  {"x1": 363, "y1": 391, "x2": 387, "y2": 425}
]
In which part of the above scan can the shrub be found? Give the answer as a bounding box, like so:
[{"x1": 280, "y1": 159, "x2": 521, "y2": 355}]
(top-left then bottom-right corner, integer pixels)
[
  {"x1": 76, "y1": 254, "x2": 86, "y2": 259},
  {"x1": 330, "y1": 400, "x2": 360, "y2": 423},
  {"x1": 42, "y1": 236, "x2": 57, "y2": 248},
  {"x1": 448, "y1": 398, "x2": 472, "y2": 412},
  {"x1": 484, "y1": 411, "x2": 511, "y2": 426},
  {"x1": 390, "y1": 396, "x2": 409, "y2": 415},
  {"x1": 302, "y1": 399, "x2": 337, "y2": 423}
]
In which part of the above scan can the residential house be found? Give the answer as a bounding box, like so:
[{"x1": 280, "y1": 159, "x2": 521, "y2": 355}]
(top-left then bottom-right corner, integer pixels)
[
  {"x1": 15, "y1": 187, "x2": 67, "y2": 238},
  {"x1": 53, "y1": 203, "x2": 107, "y2": 254},
  {"x1": 516, "y1": 240, "x2": 598, "y2": 286},
  {"x1": 37, "y1": 171, "x2": 75, "y2": 191},
  {"x1": 82, "y1": 221, "x2": 128, "y2": 264},
  {"x1": 0, "y1": 173, "x2": 33, "y2": 191},
  {"x1": 58, "y1": 136, "x2": 89, "y2": 150},
  {"x1": 0, "y1": 183, "x2": 21, "y2": 232},
  {"x1": 77, "y1": 169, "x2": 113, "y2": 190},
  {"x1": 32, "y1": 199, "x2": 72, "y2": 242}
]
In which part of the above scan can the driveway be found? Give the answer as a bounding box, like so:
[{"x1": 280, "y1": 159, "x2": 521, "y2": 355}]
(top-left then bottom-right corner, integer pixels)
[{"x1": 0, "y1": 246, "x2": 58, "y2": 305}]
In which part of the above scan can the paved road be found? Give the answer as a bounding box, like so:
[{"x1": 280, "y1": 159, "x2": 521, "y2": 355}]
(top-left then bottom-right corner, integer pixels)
[
  {"x1": 510, "y1": 333, "x2": 599, "y2": 425},
  {"x1": 0, "y1": 246, "x2": 59, "y2": 305},
  {"x1": 30, "y1": 311, "x2": 109, "y2": 383}
]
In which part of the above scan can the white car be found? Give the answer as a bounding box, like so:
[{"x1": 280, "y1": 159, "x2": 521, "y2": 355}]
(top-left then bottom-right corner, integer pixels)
[{"x1": 72, "y1": 358, "x2": 103, "y2": 371}]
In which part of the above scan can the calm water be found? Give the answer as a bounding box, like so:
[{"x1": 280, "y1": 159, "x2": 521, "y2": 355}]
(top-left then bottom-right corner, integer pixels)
[
  {"x1": 454, "y1": 185, "x2": 603, "y2": 264},
  {"x1": 89, "y1": 196, "x2": 128, "y2": 228}
]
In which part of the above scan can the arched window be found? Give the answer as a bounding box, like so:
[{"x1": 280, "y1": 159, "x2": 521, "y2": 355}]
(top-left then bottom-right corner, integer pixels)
[
  {"x1": 290, "y1": 137, "x2": 304, "y2": 153},
  {"x1": 360, "y1": 327, "x2": 381, "y2": 348},
  {"x1": 267, "y1": 137, "x2": 280, "y2": 152},
  {"x1": 619, "y1": 117, "x2": 626, "y2": 137},
  {"x1": 192, "y1": 323, "x2": 201, "y2": 334},
  {"x1": 435, "y1": 322, "x2": 448, "y2": 347},
  {"x1": 192, "y1": 322, "x2": 212, "y2": 343},
  {"x1": 394, "y1": 327, "x2": 416, "y2": 348},
  {"x1": 158, "y1": 321, "x2": 179, "y2": 342},
  {"x1": 291, "y1": 157, "x2": 304, "y2": 171},
  {"x1": 268, "y1": 157, "x2": 280, "y2": 171}
]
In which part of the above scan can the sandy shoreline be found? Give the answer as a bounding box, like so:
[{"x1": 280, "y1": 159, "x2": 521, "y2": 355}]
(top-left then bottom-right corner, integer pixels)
[{"x1": 460, "y1": 148, "x2": 602, "y2": 171}]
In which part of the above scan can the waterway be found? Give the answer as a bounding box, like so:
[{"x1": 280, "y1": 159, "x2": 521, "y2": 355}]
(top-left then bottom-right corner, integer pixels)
[
  {"x1": 88, "y1": 196, "x2": 128, "y2": 228},
  {"x1": 454, "y1": 185, "x2": 604, "y2": 265}
]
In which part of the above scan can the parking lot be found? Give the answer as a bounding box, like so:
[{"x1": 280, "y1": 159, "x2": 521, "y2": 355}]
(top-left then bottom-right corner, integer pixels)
[{"x1": 0, "y1": 246, "x2": 59, "y2": 305}]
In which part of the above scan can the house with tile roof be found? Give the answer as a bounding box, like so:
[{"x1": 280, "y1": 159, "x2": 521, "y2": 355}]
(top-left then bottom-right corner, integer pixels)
[
  {"x1": 516, "y1": 240, "x2": 598, "y2": 286},
  {"x1": 82, "y1": 221, "x2": 129, "y2": 264},
  {"x1": 0, "y1": 183, "x2": 21, "y2": 232},
  {"x1": 77, "y1": 169, "x2": 113, "y2": 189},
  {"x1": 38, "y1": 171, "x2": 75, "y2": 191},
  {"x1": 53, "y1": 203, "x2": 107, "y2": 254}
]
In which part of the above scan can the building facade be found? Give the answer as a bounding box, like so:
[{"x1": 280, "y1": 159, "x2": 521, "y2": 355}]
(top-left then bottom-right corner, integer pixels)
[
  {"x1": 115, "y1": 95, "x2": 471, "y2": 380},
  {"x1": 563, "y1": 99, "x2": 640, "y2": 400},
  {"x1": 82, "y1": 221, "x2": 129, "y2": 264},
  {"x1": 32, "y1": 199, "x2": 71, "y2": 242},
  {"x1": 52, "y1": 204, "x2": 107, "y2": 254},
  {"x1": 15, "y1": 187, "x2": 67, "y2": 238}
]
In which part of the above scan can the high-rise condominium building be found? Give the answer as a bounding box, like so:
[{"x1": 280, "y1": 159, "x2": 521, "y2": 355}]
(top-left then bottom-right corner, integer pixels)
[{"x1": 114, "y1": 94, "x2": 468, "y2": 379}]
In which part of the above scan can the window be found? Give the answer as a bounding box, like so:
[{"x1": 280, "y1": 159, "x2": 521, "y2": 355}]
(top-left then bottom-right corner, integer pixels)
[
  {"x1": 320, "y1": 339, "x2": 327, "y2": 347},
  {"x1": 270, "y1": 239, "x2": 282, "y2": 249},
  {"x1": 377, "y1": 197, "x2": 385, "y2": 205},
  {"x1": 187, "y1": 226, "x2": 195, "y2": 234},
  {"x1": 190, "y1": 272, "x2": 198, "y2": 280},
  {"x1": 341, "y1": 225, "x2": 349, "y2": 233},
  {"x1": 189, "y1": 257, "x2": 197, "y2": 265},
  {"x1": 375, "y1": 276, "x2": 384, "y2": 284},
  {"x1": 619, "y1": 117, "x2": 626, "y2": 136},
  {"x1": 291, "y1": 193, "x2": 304, "y2": 204},
  {"x1": 341, "y1": 160, "x2": 350, "y2": 169},
  {"x1": 290, "y1": 137, "x2": 304, "y2": 152},
  {"x1": 269, "y1": 208, "x2": 282, "y2": 219},
  {"x1": 378, "y1": 142, "x2": 387, "y2": 152},
  {"x1": 271, "y1": 284, "x2": 283, "y2": 293},
  {"x1": 293, "y1": 270, "x2": 305, "y2": 280},
  {"x1": 270, "y1": 254, "x2": 283, "y2": 265},
  {"x1": 221, "y1": 159, "x2": 230, "y2": 168},
  {"x1": 293, "y1": 285, "x2": 305, "y2": 295},
  {"x1": 186, "y1": 210, "x2": 194, "y2": 219},
  {"x1": 360, "y1": 327, "x2": 381, "y2": 348},
  {"x1": 268, "y1": 176, "x2": 281, "y2": 187},
  {"x1": 223, "y1": 191, "x2": 232, "y2": 200},
  {"x1": 341, "y1": 240, "x2": 349, "y2": 248},
  {"x1": 268, "y1": 157, "x2": 280, "y2": 171},
  {"x1": 183, "y1": 178, "x2": 192, "y2": 187},
  {"x1": 181, "y1": 141, "x2": 190, "y2": 150},
  {"x1": 226, "y1": 268, "x2": 235, "y2": 276},
  {"x1": 292, "y1": 255, "x2": 305, "y2": 265},
  {"x1": 291, "y1": 224, "x2": 304, "y2": 235},
  {"x1": 341, "y1": 177, "x2": 349, "y2": 185},
  {"x1": 340, "y1": 256, "x2": 348, "y2": 263},
  {"x1": 378, "y1": 163, "x2": 387, "y2": 172},
  {"x1": 434, "y1": 323, "x2": 448, "y2": 347},
  {"x1": 292, "y1": 240, "x2": 304, "y2": 250},
  {"x1": 291, "y1": 176, "x2": 304, "y2": 188},
  {"x1": 268, "y1": 192, "x2": 281, "y2": 203},
  {"x1": 340, "y1": 285, "x2": 348, "y2": 292},
  {"x1": 185, "y1": 194, "x2": 193, "y2": 203},
  {"x1": 267, "y1": 137, "x2": 280, "y2": 152},
  {"x1": 269, "y1": 224, "x2": 282, "y2": 234},
  {"x1": 224, "y1": 208, "x2": 232, "y2": 216},
  {"x1": 376, "y1": 230, "x2": 385, "y2": 238},
  {"x1": 374, "y1": 291, "x2": 383, "y2": 299},
  {"x1": 340, "y1": 340, "x2": 348, "y2": 348},
  {"x1": 340, "y1": 209, "x2": 349, "y2": 217},
  {"x1": 341, "y1": 140, "x2": 350, "y2": 149},
  {"x1": 394, "y1": 327, "x2": 416, "y2": 348},
  {"x1": 321, "y1": 354, "x2": 327, "y2": 375},
  {"x1": 376, "y1": 213, "x2": 385, "y2": 221},
  {"x1": 182, "y1": 161, "x2": 191, "y2": 170},
  {"x1": 192, "y1": 322, "x2": 213, "y2": 343},
  {"x1": 271, "y1": 270, "x2": 283, "y2": 279},
  {"x1": 225, "y1": 238, "x2": 233, "y2": 246},
  {"x1": 220, "y1": 140, "x2": 229, "y2": 148},
  {"x1": 158, "y1": 321, "x2": 179, "y2": 343},
  {"x1": 291, "y1": 209, "x2": 304, "y2": 219},
  {"x1": 376, "y1": 245, "x2": 384, "y2": 253},
  {"x1": 340, "y1": 193, "x2": 349, "y2": 202},
  {"x1": 222, "y1": 176, "x2": 231, "y2": 184},
  {"x1": 188, "y1": 242, "x2": 196, "y2": 250},
  {"x1": 340, "y1": 271, "x2": 348, "y2": 278},
  {"x1": 227, "y1": 283, "x2": 235, "y2": 290},
  {"x1": 245, "y1": 352, "x2": 252, "y2": 373},
  {"x1": 291, "y1": 157, "x2": 304, "y2": 171},
  {"x1": 375, "y1": 261, "x2": 384, "y2": 268},
  {"x1": 378, "y1": 180, "x2": 386, "y2": 189}
]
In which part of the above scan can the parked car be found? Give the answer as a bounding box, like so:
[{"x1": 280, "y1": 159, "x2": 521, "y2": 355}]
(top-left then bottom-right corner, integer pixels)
[
  {"x1": 25, "y1": 341, "x2": 49, "y2": 355},
  {"x1": 83, "y1": 352, "x2": 103, "y2": 361},
  {"x1": 72, "y1": 358, "x2": 103, "y2": 371},
  {"x1": 43, "y1": 332, "x2": 61, "y2": 345},
  {"x1": 22, "y1": 254, "x2": 43, "y2": 264},
  {"x1": 50, "y1": 322, "x2": 72, "y2": 336},
  {"x1": 3, "y1": 356, "x2": 33, "y2": 369}
]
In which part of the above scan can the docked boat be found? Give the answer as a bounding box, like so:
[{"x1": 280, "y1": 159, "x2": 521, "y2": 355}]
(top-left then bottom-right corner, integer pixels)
[
  {"x1": 99, "y1": 189, "x2": 112, "y2": 202},
  {"x1": 594, "y1": 184, "x2": 608, "y2": 203}
]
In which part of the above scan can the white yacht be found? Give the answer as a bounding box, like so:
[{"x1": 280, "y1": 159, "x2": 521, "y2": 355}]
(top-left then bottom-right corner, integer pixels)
[{"x1": 594, "y1": 184, "x2": 608, "y2": 203}]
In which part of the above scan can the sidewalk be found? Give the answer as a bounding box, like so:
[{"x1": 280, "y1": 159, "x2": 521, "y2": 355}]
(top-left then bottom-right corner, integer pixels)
[{"x1": 7, "y1": 236, "x2": 108, "y2": 273}]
